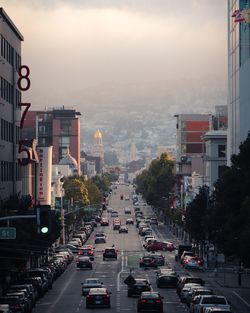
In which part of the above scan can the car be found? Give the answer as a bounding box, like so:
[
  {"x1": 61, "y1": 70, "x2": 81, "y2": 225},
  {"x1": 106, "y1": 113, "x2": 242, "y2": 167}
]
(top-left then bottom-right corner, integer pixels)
[
  {"x1": 95, "y1": 233, "x2": 106, "y2": 244},
  {"x1": 149, "y1": 253, "x2": 165, "y2": 266},
  {"x1": 179, "y1": 283, "x2": 202, "y2": 303},
  {"x1": 127, "y1": 279, "x2": 151, "y2": 297},
  {"x1": 86, "y1": 288, "x2": 111, "y2": 308},
  {"x1": 0, "y1": 296, "x2": 26, "y2": 313},
  {"x1": 190, "y1": 295, "x2": 231, "y2": 313},
  {"x1": 147, "y1": 241, "x2": 175, "y2": 252},
  {"x1": 183, "y1": 256, "x2": 204, "y2": 270},
  {"x1": 100, "y1": 218, "x2": 109, "y2": 226},
  {"x1": 103, "y1": 247, "x2": 117, "y2": 260},
  {"x1": 113, "y1": 221, "x2": 121, "y2": 230},
  {"x1": 78, "y1": 245, "x2": 95, "y2": 260},
  {"x1": 139, "y1": 256, "x2": 157, "y2": 268},
  {"x1": 125, "y1": 207, "x2": 131, "y2": 214},
  {"x1": 125, "y1": 195, "x2": 130, "y2": 200},
  {"x1": 107, "y1": 207, "x2": 113, "y2": 213},
  {"x1": 137, "y1": 292, "x2": 164, "y2": 313},
  {"x1": 140, "y1": 228, "x2": 153, "y2": 237},
  {"x1": 156, "y1": 274, "x2": 178, "y2": 288},
  {"x1": 0, "y1": 304, "x2": 11, "y2": 313},
  {"x1": 203, "y1": 308, "x2": 232, "y2": 313},
  {"x1": 76, "y1": 256, "x2": 93, "y2": 269},
  {"x1": 177, "y1": 276, "x2": 205, "y2": 296},
  {"x1": 111, "y1": 211, "x2": 119, "y2": 217},
  {"x1": 126, "y1": 218, "x2": 134, "y2": 225},
  {"x1": 187, "y1": 288, "x2": 214, "y2": 306},
  {"x1": 4, "y1": 291, "x2": 31, "y2": 313},
  {"x1": 150, "y1": 218, "x2": 158, "y2": 225},
  {"x1": 180, "y1": 250, "x2": 196, "y2": 264},
  {"x1": 81, "y1": 278, "x2": 103, "y2": 296},
  {"x1": 119, "y1": 226, "x2": 128, "y2": 233}
]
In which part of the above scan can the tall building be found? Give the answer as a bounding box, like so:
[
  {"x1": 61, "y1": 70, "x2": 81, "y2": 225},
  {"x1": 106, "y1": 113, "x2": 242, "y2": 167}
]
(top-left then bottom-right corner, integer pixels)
[
  {"x1": 22, "y1": 107, "x2": 81, "y2": 174},
  {"x1": 228, "y1": 0, "x2": 250, "y2": 163},
  {"x1": 0, "y1": 8, "x2": 23, "y2": 207},
  {"x1": 92, "y1": 129, "x2": 104, "y2": 160}
]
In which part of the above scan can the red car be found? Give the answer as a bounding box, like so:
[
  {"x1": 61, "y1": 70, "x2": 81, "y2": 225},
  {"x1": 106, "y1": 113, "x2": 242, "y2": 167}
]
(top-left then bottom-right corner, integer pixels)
[
  {"x1": 147, "y1": 241, "x2": 175, "y2": 252},
  {"x1": 100, "y1": 218, "x2": 109, "y2": 226}
]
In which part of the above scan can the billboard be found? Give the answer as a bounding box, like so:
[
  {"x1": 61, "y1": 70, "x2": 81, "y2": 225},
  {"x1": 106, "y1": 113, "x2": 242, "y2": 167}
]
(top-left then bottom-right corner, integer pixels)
[{"x1": 37, "y1": 146, "x2": 53, "y2": 205}]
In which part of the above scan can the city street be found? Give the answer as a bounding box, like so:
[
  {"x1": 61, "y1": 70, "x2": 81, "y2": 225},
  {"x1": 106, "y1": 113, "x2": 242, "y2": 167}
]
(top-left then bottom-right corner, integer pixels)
[{"x1": 32, "y1": 185, "x2": 250, "y2": 313}]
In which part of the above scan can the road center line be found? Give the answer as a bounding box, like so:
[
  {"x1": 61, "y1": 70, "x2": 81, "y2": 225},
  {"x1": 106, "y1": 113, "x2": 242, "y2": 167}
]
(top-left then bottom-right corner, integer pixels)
[{"x1": 117, "y1": 250, "x2": 124, "y2": 291}]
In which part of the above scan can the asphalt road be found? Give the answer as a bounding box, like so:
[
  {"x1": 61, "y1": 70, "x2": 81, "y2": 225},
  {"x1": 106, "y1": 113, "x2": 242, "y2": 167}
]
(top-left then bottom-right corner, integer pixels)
[{"x1": 32, "y1": 184, "x2": 249, "y2": 313}]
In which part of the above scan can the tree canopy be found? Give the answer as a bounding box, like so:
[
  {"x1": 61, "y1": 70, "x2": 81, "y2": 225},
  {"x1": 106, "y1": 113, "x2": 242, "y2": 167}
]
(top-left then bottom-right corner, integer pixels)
[{"x1": 135, "y1": 153, "x2": 175, "y2": 207}]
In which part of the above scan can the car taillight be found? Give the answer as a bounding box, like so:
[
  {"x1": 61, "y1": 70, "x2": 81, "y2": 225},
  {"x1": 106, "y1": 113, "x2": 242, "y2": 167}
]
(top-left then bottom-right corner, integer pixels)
[
  {"x1": 104, "y1": 294, "x2": 110, "y2": 299},
  {"x1": 140, "y1": 299, "x2": 147, "y2": 303},
  {"x1": 155, "y1": 299, "x2": 161, "y2": 303},
  {"x1": 12, "y1": 304, "x2": 21, "y2": 309},
  {"x1": 86, "y1": 294, "x2": 93, "y2": 299},
  {"x1": 88, "y1": 251, "x2": 94, "y2": 255}
]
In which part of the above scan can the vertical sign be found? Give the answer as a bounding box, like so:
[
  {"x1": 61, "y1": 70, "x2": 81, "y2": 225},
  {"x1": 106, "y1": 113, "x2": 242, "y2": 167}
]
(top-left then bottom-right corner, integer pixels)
[{"x1": 37, "y1": 146, "x2": 53, "y2": 205}]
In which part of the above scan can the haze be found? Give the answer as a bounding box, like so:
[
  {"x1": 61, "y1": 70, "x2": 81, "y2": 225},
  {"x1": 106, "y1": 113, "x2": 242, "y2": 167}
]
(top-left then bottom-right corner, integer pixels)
[{"x1": 1, "y1": 0, "x2": 227, "y2": 115}]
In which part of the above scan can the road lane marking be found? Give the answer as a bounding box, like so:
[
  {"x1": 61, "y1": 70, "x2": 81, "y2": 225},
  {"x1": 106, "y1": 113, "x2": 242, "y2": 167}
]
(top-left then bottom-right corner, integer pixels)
[
  {"x1": 117, "y1": 250, "x2": 124, "y2": 291},
  {"x1": 233, "y1": 291, "x2": 250, "y2": 307}
]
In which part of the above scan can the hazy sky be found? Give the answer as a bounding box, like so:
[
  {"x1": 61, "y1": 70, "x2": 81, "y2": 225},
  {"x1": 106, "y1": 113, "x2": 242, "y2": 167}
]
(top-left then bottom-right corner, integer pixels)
[{"x1": 2, "y1": 0, "x2": 228, "y2": 113}]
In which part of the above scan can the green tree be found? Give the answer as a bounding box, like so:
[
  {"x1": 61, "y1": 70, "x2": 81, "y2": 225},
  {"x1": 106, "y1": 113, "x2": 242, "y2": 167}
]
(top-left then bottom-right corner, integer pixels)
[
  {"x1": 209, "y1": 133, "x2": 250, "y2": 266},
  {"x1": 63, "y1": 178, "x2": 89, "y2": 206},
  {"x1": 84, "y1": 180, "x2": 102, "y2": 204},
  {"x1": 135, "y1": 153, "x2": 175, "y2": 207}
]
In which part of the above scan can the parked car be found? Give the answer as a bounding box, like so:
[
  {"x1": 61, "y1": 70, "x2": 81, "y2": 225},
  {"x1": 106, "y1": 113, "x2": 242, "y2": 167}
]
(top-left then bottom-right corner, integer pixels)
[
  {"x1": 81, "y1": 278, "x2": 103, "y2": 296},
  {"x1": 76, "y1": 256, "x2": 93, "y2": 270},
  {"x1": 0, "y1": 304, "x2": 11, "y2": 313},
  {"x1": 0, "y1": 296, "x2": 26, "y2": 313},
  {"x1": 190, "y1": 295, "x2": 231, "y2": 313},
  {"x1": 24, "y1": 269, "x2": 50, "y2": 294},
  {"x1": 186, "y1": 288, "x2": 214, "y2": 306},
  {"x1": 103, "y1": 247, "x2": 117, "y2": 260},
  {"x1": 149, "y1": 218, "x2": 158, "y2": 226},
  {"x1": 4, "y1": 291, "x2": 31, "y2": 313},
  {"x1": 177, "y1": 276, "x2": 205, "y2": 296},
  {"x1": 119, "y1": 226, "x2": 128, "y2": 233},
  {"x1": 64, "y1": 244, "x2": 79, "y2": 253},
  {"x1": 179, "y1": 283, "x2": 202, "y2": 303},
  {"x1": 86, "y1": 288, "x2": 111, "y2": 308},
  {"x1": 137, "y1": 292, "x2": 163, "y2": 313},
  {"x1": 127, "y1": 279, "x2": 151, "y2": 297}
]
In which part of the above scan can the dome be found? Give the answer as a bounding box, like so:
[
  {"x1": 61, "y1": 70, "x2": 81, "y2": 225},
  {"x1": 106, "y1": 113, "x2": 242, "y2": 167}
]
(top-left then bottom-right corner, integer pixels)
[
  {"x1": 94, "y1": 129, "x2": 102, "y2": 139},
  {"x1": 59, "y1": 147, "x2": 78, "y2": 167}
]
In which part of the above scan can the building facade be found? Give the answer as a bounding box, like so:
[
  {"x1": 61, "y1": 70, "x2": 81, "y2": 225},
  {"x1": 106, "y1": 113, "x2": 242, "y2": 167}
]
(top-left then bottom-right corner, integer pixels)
[
  {"x1": 22, "y1": 107, "x2": 81, "y2": 174},
  {"x1": 0, "y1": 8, "x2": 23, "y2": 207},
  {"x1": 228, "y1": 0, "x2": 250, "y2": 163}
]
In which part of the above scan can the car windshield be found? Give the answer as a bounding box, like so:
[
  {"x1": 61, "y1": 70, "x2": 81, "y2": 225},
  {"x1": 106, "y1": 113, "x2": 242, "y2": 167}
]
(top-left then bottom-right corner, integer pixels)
[
  {"x1": 142, "y1": 293, "x2": 159, "y2": 299},
  {"x1": 85, "y1": 279, "x2": 100, "y2": 284},
  {"x1": 202, "y1": 297, "x2": 227, "y2": 304}
]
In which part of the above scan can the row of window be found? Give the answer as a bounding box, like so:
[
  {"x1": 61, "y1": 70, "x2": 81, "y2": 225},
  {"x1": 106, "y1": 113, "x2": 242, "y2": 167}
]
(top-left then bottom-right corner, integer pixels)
[
  {"x1": 1, "y1": 76, "x2": 13, "y2": 104},
  {"x1": 0, "y1": 162, "x2": 22, "y2": 182},
  {"x1": 0, "y1": 35, "x2": 21, "y2": 70},
  {"x1": 0, "y1": 119, "x2": 20, "y2": 142}
]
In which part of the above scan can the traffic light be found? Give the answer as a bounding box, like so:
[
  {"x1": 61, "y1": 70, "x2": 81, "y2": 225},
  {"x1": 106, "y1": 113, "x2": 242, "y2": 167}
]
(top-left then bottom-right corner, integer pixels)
[{"x1": 37, "y1": 205, "x2": 51, "y2": 234}]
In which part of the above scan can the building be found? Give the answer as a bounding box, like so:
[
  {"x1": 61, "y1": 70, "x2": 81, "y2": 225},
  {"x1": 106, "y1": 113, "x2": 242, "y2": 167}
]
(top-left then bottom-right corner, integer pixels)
[
  {"x1": 92, "y1": 129, "x2": 104, "y2": 160},
  {"x1": 203, "y1": 130, "x2": 227, "y2": 191},
  {"x1": 175, "y1": 114, "x2": 212, "y2": 177},
  {"x1": 22, "y1": 107, "x2": 81, "y2": 174},
  {"x1": 0, "y1": 8, "x2": 23, "y2": 208},
  {"x1": 228, "y1": 0, "x2": 250, "y2": 163}
]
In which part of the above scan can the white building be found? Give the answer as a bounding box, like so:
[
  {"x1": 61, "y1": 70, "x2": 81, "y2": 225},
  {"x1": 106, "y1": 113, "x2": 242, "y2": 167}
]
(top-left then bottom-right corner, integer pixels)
[
  {"x1": 203, "y1": 131, "x2": 227, "y2": 191},
  {"x1": 227, "y1": 0, "x2": 250, "y2": 163}
]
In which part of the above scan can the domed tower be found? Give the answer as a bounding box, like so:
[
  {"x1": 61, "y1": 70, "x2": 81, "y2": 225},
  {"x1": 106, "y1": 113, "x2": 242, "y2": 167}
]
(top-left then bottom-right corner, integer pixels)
[
  {"x1": 92, "y1": 129, "x2": 104, "y2": 161},
  {"x1": 59, "y1": 146, "x2": 78, "y2": 176}
]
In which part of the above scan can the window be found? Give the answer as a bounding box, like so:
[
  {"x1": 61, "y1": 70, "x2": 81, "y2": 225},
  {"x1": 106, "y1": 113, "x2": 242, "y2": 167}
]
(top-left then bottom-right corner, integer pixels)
[
  {"x1": 59, "y1": 136, "x2": 70, "y2": 146},
  {"x1": 218, "y1": 145, "x2": 226, "y2": 158}
]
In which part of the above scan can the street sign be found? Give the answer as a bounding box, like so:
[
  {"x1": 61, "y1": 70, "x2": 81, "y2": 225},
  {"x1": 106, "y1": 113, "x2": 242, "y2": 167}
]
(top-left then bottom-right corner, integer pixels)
[{"x1": 0, "y1": 227, "x2": 16, "y2": 239}]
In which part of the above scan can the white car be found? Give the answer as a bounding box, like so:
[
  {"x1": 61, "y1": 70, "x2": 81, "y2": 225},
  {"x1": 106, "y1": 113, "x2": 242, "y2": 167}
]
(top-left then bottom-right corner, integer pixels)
[
  {"x1": 111, "y1": 211, "x2": 119, "y2": 217},
  {"x1": 191, "y1": 295, "x2": 231, "y2": 313},
  {"x1": 124, "y1": 207, "x2": 131, "y2": 214}
]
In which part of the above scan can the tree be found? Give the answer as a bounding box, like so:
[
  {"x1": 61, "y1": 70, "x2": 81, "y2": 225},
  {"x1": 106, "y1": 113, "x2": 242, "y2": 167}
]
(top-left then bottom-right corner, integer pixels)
[
  {"x1": 135, "y1": 153, "x2": 175, "y2": 207},
  {"x1": 63, "y1": 178, "x2": 89, "y2": 206},
  {"x1": 209, "y1": 132, "x2": 250, "y2": 266},
  {"x1": 185, "y1": 186, "x2": 209, "y2": 244},
  {"x1": 84, "y1": 180, "x2": 102, "y2": 204}
]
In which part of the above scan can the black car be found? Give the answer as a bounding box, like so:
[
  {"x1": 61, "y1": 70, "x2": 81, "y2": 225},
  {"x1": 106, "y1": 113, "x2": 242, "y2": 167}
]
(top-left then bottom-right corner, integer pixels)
[
  {"x1": 76, "y1": 256, "x2": 93, "y2": 269},
  {"x1": 127, "y1": 279, "x2": 151, "y2": 297},
  {"x1": 137, "y1": 292, "x2": 164, "y2": 313},
  {"x1": 86, "y1": 288, "x2": 111, "y2": 308},
  {"x1": 0, "y1": 296, "x2": 25, "y2": 313},
  {"x1": 81, "y1": 278, "x2": 103, "y2": 296},
  {"x1": 156, "y1": 274, "x2": 178, "y2": 288},
  {"x1": 126, "y1": 218, "x2": 134, "y2": 225},
  {"x1": 103, "y1": 247, "x2": 117, "y2": 261}
]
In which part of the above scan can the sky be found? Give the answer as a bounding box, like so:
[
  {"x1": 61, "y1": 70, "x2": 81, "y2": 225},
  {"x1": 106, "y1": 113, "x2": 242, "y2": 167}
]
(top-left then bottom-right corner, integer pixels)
[{"x1": 1, "y1": 0, "x2": 228, "y2": 114}]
